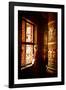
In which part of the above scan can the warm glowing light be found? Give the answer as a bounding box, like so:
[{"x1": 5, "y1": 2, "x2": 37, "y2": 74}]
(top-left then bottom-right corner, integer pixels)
[
  {"x1": 32, "y1": 58, "x2": 35, "y2": 65},
  {"x1": 21, "y1": 21, "x2": 36, "y2": 66},
  {"x1": 26, "y1": 27, "x2": 31, "y2": 34},
  {"x1": 26, "y1": 45, "x2": 33, "y2": 64},
  {"x1": 48, "y1": 20, "x2": 57, "y2": 70},
  {"x1": 26, "y1": 23, "x2": 33, "y2": 42}
]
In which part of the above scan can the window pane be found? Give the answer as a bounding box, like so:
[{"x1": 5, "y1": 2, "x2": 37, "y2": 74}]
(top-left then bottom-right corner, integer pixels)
[
  {"x1": 26, "y1": 23, "x2": 33, "y2": 43},
  {"x1": 26, "y1": 45, "x2": 33, "y2": 64},
  {"x1": 22, "y1": 20, "x2": 25, "y2": 42},
  {"x1": 21, "y1": 45, "x2": 25, "y2": 66}
]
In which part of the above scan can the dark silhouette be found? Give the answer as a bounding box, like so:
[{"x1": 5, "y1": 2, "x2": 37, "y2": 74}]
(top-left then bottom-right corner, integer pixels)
[{"x1": 33, "y1": 48, "x2": 48, "y2": 78}]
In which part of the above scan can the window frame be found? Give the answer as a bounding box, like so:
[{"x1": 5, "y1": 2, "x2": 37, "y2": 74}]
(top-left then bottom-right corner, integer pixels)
[{"x1": 21, "y1": 17, "x2": 36, "y2": 68}]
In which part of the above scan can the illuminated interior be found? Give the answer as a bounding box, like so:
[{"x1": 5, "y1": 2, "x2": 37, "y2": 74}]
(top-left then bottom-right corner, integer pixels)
[{"x1": 18, "y1": 11, "x2": 57, "y2": 78}]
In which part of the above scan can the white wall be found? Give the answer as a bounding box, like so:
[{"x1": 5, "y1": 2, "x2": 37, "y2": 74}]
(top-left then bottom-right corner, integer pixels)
[{"x1": 0, "y1": 0, "x2": 66, "y2": 90}]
